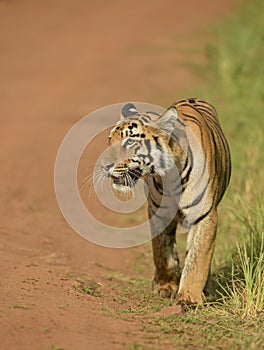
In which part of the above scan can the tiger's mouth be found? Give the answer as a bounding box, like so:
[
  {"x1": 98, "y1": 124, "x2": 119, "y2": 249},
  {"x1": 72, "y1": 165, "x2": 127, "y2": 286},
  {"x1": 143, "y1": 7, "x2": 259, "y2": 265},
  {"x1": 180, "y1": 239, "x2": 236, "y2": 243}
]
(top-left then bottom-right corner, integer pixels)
[{"x1": 111, "y1": 168, "x2": 142, "y2": 193}]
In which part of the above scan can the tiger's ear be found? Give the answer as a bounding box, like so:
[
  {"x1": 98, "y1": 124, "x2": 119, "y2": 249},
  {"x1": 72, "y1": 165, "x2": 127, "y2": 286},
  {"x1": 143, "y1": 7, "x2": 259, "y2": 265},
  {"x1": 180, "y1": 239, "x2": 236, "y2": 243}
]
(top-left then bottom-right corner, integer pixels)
[
  {"x1": 156, "y1": 106, "x2": 178, "y2": 135},
  {"x1": 120, "y1": 103, "x2": 138, "y2": 120}
]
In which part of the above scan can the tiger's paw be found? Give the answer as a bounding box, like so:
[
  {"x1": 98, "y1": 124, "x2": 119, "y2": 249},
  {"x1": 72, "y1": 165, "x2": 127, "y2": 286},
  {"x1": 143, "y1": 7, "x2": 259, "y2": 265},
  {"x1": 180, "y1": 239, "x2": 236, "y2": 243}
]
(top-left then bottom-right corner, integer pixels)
[
  {"x1": 175, "y1": 290, "x2": 203, "y2": 306},
  {"x1": 152, "y1": 281, "x2": 179, "y2": 298}
]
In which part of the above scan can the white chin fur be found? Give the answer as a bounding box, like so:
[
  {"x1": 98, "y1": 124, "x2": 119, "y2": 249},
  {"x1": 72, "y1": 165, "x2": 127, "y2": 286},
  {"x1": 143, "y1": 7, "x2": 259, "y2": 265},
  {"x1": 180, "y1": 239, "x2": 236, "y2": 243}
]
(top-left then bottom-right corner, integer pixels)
[{"x1": 112, "y1": 183, "x2": 131, "y2": 193}]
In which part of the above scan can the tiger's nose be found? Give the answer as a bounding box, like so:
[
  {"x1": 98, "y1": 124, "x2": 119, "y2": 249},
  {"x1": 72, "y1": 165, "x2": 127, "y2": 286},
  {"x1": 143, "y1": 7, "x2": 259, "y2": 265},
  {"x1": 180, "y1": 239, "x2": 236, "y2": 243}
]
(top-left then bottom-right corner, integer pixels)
[{"x1": 101, "y1": 163, "x2": 114, "y2": 172}]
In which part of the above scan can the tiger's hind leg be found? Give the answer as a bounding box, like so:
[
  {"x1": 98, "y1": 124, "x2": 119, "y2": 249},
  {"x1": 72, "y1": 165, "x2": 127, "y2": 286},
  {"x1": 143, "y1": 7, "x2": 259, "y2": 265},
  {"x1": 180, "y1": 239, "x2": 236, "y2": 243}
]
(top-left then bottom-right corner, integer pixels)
[
  {"x1": 176, "y1": 210, "x2": 217, "y2": 305},
  {"x1": 151, "y1": 219, "x2": 181, "y2": 298}
]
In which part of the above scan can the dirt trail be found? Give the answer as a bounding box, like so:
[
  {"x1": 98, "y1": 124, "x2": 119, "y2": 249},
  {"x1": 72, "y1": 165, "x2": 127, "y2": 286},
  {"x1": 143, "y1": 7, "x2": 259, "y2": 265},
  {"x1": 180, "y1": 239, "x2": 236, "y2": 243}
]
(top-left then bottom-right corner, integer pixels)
[{"x1": 0, "y1": 1, "x2": 241, "y2": 349}]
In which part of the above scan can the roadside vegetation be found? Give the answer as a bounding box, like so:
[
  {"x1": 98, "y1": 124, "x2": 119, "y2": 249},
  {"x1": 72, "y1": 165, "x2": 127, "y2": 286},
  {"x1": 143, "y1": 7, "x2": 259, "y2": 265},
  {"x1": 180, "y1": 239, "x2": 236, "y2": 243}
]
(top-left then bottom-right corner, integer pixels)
[{"x1": 201, "y1": 0, "x2": 264, "y2": 322}]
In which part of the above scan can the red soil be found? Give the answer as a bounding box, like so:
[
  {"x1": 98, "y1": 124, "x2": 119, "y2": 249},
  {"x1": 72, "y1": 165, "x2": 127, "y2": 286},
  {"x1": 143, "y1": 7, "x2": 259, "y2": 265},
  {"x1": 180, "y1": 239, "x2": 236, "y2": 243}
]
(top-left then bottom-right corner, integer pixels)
[{"x1": 0, "y1": 1, "x2": 242, "y2": 349}]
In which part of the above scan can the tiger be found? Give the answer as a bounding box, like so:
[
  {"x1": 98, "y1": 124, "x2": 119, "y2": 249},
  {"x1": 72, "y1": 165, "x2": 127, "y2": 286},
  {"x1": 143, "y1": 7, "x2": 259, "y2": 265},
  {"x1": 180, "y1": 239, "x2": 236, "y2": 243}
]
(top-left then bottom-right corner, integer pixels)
[{"x1": 100, "y1": 98, "x2": 231, "y2": 305}]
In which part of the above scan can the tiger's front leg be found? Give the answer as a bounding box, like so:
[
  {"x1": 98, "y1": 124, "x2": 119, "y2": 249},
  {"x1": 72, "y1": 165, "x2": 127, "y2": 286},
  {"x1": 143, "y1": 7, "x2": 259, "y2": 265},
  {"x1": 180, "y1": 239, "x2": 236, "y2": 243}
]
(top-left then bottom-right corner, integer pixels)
[
  {"x1": 150, "y1": 217, "x2": 181, "y2": 298},
  {"x1": 176, "y1": 210, "x2": 217, "y2": 305}
]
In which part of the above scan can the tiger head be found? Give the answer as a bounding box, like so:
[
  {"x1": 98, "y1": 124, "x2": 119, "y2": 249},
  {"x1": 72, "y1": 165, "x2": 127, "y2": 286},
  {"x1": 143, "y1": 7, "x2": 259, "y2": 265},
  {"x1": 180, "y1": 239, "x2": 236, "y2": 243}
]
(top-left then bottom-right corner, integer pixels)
[{"x1": 101, "y1": 103, "x2": 179, "y2": 193}]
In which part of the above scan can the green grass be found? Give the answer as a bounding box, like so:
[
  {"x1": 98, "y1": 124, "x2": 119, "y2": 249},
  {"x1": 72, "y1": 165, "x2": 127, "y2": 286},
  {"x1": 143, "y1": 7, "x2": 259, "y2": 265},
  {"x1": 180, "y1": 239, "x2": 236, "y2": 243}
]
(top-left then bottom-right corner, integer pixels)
[
  {"x1": 60, "y1": 271, "x2": 103, "y2": 297},
  {"x1": 50, "y1": 346, "x2": 64, "y2": 350},
  {"x1": 219, "y1": 234, "x2": 264, "y2": 319},
  {"x1": 100, "y1": 271, "x2": 264, "y2": 349},
  {"x1": 202, "y1": 0, "x2": 264, "y2": 181},
  {"x1": 8, "y1": 304, "x2": 30, "y2": 310},
  {"x1": 72, "y1": 277, "x2": 102, "y2": 297},
  {"x1": 128, "y1": 342, "x2": 149, "y2": 350}
]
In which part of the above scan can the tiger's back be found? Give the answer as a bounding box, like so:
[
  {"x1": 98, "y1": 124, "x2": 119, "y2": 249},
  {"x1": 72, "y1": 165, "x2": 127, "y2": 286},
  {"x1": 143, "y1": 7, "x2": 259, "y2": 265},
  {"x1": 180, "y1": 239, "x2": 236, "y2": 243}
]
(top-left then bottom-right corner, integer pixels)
[{"x1": 175, "y1": 98, "x2": 231, "y2": 205}]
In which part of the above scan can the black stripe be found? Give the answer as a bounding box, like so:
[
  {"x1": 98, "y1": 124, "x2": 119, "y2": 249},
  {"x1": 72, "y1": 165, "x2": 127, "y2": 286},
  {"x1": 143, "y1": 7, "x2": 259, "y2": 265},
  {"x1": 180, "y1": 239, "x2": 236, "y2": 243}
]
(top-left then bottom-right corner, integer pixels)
[
  {"x1": 141, "y1": 116, "x2": 150, "y2": 123},
  {"x1": 176, "y1": 99, "x2": 187, "y2": 104},
  {"x1": 159, "y1": 155, "x2": 165, "y2": 169},
  {"x1": 143, "y1": 114, "x2": 151, "y2": 120},
  {"x1": 171, "y1": 131, "x2": 180, "y2": 143},
  {"x1": 181, "y1": 164, "x2": 192, "y2": 186},
  {"x1": 131, "y1": 159, "x2": 140, "y2": 164},
  {"x1": 191, "y1": 204, "x2": 213, "y2": 226},
  {"x1": 134, "y1": 146, "x2": 141, "y2": 153},
  {"x1": 176, "y1": 117, "x2": 187, "y2": 127},
  {"x1": 177, "y1": 100, "x2": 216, "y2": 123},
  {"x1": 198, "y1": 99, "x2": 210, "y2": 104},
  {"x1": 153, "y1": 177, "x2": 163, "y2": 194},
  {"x1": 180, "y1": 155, "x2": 189, "y2": 175},
  {"x1": 128, "y1": 118, "x2": 144, "y2": 125},
  {"x1": 216, "y1": 127, "x2": 231, "y2": 169},
  {"x1": 211, "y1": 132, "x2": 223, "y2": 182},
  {"x1": 177, "y1": 102, "x2": 193, "y2": 109},
  {"x1": 182, "y1": 113, "x2": 203, "y2": 127},
  {"x1": 182, "y1": 180, "x2": 209, "y2": 210},
  {"x1": 146, "y1": 111, "x2": 160, "y2": 117},
  {"x1": 144, "y1": 140, "x2": 153, "y2": 162},
  {"x1": 181, "y1": 146, "x2": 193, "y2": 185},
  {"x1": 148, "y1": 193, "x2": 168, "y2": 209},
  {"x1": 198, "y1": 105, "x2": 216, "y2": 116},
  {"x1": 194, "y1": 106, "x2": 215, "y2": 119},
  {"x1": 173, "y1": 178, "x2": 183, "y2": 194},
  {"x1": 148, "y1": 206, "x2": 163, "y2": 220},
  {"x1": 153, "y1": 136, "x2": 162, "y2": 149}
]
